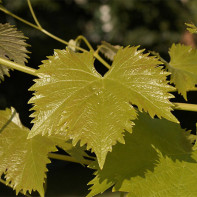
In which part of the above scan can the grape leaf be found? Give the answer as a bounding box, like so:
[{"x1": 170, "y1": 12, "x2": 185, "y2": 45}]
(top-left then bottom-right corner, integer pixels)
[
  {"x1": 185, "y1": 23, "x2": 197, "y2": 34},
  {"x1": 0, "y1": 108, "x2": 89, "y2": 196},
  {"x1": 99, "y1": 41, "x2": 120, "y2": 61},
  {"x1": 0, "y1": 108, "x2": 60, "y2": 196},
  {"x1": 87, "y1": 113, "x2": 196, "y2": 197},
  {"x1": 168, "y1": 43, "x2": 197, "y2": 100},
  {"x1": 28, "y1": 46, "x2": 177, "y2": 168},
  {"x1": 0, "y1": 23, "x2": 29, "y2": 81}
]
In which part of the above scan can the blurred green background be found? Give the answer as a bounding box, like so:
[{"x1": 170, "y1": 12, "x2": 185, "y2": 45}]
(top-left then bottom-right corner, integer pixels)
[{"x1": 0, "y1": 0, "x2": 197, "y2": 196}]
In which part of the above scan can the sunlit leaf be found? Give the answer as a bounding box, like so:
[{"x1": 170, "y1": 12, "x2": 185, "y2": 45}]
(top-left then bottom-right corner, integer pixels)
[
  {"x1": 0, "y1": 23, "x2": 29, "y2": 81},
  {"x1": 0, "y1": 108, "x2": 88, "y2": 196},
  {"x1": 168, "y1": 44, "x2": 197, "y2": 100},
  {"x1": 87, "y1": 113, "x2": 196, "y2": 197},
  {"x1": 185, "y1": 23, "x2": 197, "y2": 34},
  {"x1": 0, "y1": 108, "x2": 57, "y2": 196},
  {"x1": 28, "y1": 46, "x2": 177, "y2": 168}
]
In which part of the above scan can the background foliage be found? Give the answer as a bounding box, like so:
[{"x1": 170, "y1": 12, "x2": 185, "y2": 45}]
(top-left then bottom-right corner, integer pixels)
[{"x1": 0, "y1": 0, "x2": 197, "y2": 196}]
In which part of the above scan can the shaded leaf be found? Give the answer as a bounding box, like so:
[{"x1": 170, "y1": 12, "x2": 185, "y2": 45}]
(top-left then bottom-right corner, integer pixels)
[
  {"x1": 51, "y1": 133, "x2": 90, "y2": 164},
  {"x1": 28, "y1": 46, "x2": 177, "y2": 168},
  {"x1": 168, "y1": 43, "x2": 197, "y2": 99},
  {"x1": 185, "y1": 23, "x2": 197, "y2": 34},
  {"x1": 87, "y1": 113, "x2": 196, "y2": 197},
  {"x1": 99, "y1": 41, "x2": 121, "y2": 61},
  {"x1": 0, "y1": 23, "x2": 29, "y2": 81}
]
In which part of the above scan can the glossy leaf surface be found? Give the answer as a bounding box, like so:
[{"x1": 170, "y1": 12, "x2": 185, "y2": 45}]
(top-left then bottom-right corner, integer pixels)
[
  {"x1": 28, "y1": 47, "x2": 177, "y2": 168},
  {"x1": 168, "y1": 44, "x2": 197, "y2": 99},
  {"x1": 0, "y1": 108, "x2": 57, "y2": 197},
  {"x1": 0, "y1": 108, "x2": 88, "y2": 196},
  {"x1": 0, "y1": 23, "x2": 29, "y2": 81},
  {"x1": 88, "y1": 113, "x2": 196, "y2": 197}
]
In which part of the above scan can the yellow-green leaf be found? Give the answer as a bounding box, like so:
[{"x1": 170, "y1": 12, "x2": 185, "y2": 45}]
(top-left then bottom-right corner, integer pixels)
[
  {"x1": 0, "y1": 108, "x2": 57, "y2": 197},
  {"x1": 28, "y1": 46, "x2": 177, "y2": 168},
  {"x1": 168, "y1": 43, "x2": 197, "y2": 100},
  {"x1": 0, "y1": 108, "x2": 88, "y2": 196},
  {"x1": 185, "y1": 23, "x2": 197, "y2": 34},
  {"x1": 0, "y1": 23, "x2": 29, "y2": 81},
  {"x1": 87, "y1": 113, "x2": 196, "y2": 197}
]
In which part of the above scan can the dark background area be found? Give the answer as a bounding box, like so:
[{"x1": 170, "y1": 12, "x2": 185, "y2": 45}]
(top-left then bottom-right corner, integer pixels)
[{"x1": 0, "y1": 0, "x2": 197, "y2": 196}]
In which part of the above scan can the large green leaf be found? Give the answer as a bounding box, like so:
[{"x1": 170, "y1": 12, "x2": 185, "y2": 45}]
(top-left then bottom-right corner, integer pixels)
[
  {"x1": 87, "y1": 113, "x2": 196, "y2": 197},
  {"x1": 0, "y1": 23, "x2": 29, "y2": 81},
  {"x1": 0, "y1": 108, "x2": 88, "y2": 196},
  {"x1": 28, "y1": 46, "x2": 177, "y2": 168},
  {"x1": 168, "y1": 43, "x2": 197, "y2": 99}
]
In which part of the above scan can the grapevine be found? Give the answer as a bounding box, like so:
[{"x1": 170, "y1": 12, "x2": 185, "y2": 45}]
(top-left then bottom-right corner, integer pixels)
[{"x1": 0, "y1": 1, "x2": 197, "y2": 197}]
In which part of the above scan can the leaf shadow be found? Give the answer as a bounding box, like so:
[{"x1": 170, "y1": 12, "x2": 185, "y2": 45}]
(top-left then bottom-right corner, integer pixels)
[{"x1": 92, "y1": 112, "x2": 196, "y2": 192}]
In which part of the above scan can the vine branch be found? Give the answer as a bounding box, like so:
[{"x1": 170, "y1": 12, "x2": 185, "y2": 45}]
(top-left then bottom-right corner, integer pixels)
[
  {"x1": 0, "y1": 57, "x2": 37, "y2": 76},
  {"x1": 27, "y1": 0, "x2": 42, "y2": 29},
  {"x1": 0, "y1": 4, "x2": 111, "y2": 70},
  {"x1": 75, "y1": 35, "x2": 94, "y2": 51},
  {"x1": 173, "y1": 102, "x2": 197, "y2": 112},
  {"x1": 0, "y1": 6, "x2": 86, "y2": 53},
  {"x1": 0, "y1": 109, "x2": 16, "y2": 134},
  {"x1": 94, "y1": 51, "x2": 111, "y2": 69}
]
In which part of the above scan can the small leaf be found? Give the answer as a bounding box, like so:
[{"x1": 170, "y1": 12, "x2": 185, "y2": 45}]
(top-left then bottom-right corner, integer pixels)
[
  {"x1": 185, "y1": 23, "x2": 197, "y2": 34},
  {"x1": 168, "y1": 43, "x2": 197, "y2": 100},
  {"x1": 28, "y1": 46, "x2": 177, "y2": 168},
  {"x1": 0, "y1": 23, "x2": 29, "y2": 81},
  {"x1": 87, "y1": 112, "x2": 196, "y2": 197},
  {"x1": 99, "y1": 41, "x2": 121, "y2": 61}
]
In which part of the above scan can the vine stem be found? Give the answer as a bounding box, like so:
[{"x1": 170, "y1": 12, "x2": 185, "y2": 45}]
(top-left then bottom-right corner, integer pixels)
[
  {"x1": 94, "y1": 51, "x2": 111, "y2": 69},
  {"x1": 0, "y1": 4, "x2": 111, "y2": 70},
  {"x1": 173, "y1": 102, "x2": 197, "y2": 112},
  {"x1": 27, "y1": 0, "x2": 42, "y2": 29},
  {"x1": 48, "y1": 153, "x2": 92, "y2": 165},
  {"x1": 0, "y1": 178, "x2": 32, "y2": 197},
  {"x1": 0, "y1": 6, "x2": 86, "y2": 53},
  {"x1": 75, "y1": 35, "x2": 94, "y2": 51},
  {"x1": 0, "y1": 57, "x2": 37, "y2": 76}
]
